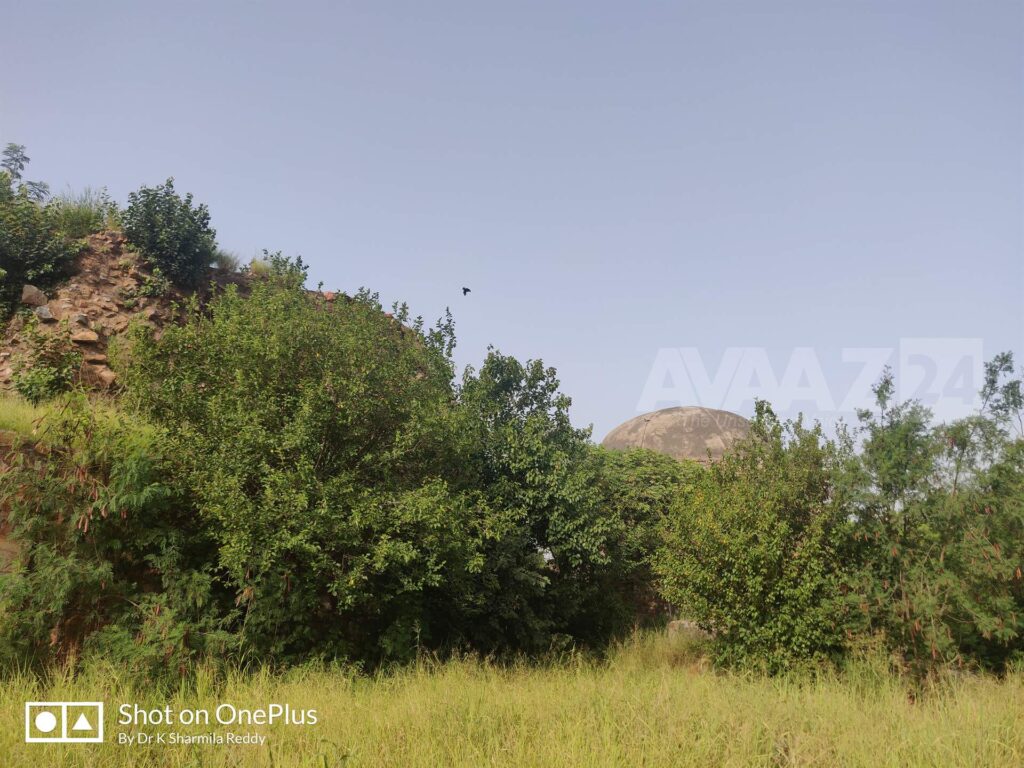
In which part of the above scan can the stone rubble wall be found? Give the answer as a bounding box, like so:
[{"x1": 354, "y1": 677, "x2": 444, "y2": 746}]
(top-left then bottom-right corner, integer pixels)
[{"x1": 1, "y1": 231, "x2": 247, "y2": 391}]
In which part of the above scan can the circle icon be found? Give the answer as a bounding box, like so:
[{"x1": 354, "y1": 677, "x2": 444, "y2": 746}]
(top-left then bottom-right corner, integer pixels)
[{"x1": 34, "y1": 710, "x2": 57, "y2": 733}]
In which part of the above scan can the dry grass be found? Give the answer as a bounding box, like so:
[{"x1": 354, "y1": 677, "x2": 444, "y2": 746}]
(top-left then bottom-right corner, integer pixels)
[{"x1": 0, "y1": 633, "x2": 1020, "y2": 767}]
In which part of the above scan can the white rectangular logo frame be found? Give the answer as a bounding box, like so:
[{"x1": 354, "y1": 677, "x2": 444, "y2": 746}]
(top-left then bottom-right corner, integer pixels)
[{"x1": 25, "y1": 701, "x2": 104, "y2": 743}]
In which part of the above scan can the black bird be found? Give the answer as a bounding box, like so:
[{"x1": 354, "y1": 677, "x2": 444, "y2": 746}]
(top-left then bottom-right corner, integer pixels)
[{"x1": 462, "y1": 287, "x2": 471, "y2": 296}]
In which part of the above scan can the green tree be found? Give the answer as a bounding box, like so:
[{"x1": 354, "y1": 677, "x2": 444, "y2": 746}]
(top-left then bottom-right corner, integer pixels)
[
  {"x1": 2, "y1": 144, "x2": 49, "y2": 201},
  {"x1": 1, "y1": 143, "x2": 29, "y2": 180},
  {"x1": 451, "y1": 352, "x2": 628, "y2": 649},
  {"x1": 845, "y1": 360, "x2": 1024, "y2": 673},
  {"x1": 116, "y1": 264, "x2": 481, "y2": 662}
]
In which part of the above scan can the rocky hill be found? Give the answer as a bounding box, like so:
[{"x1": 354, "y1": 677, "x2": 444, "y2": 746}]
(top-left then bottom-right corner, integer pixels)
[{"x1": 0, "y1": 231, "x2": 248, "y2": 392}]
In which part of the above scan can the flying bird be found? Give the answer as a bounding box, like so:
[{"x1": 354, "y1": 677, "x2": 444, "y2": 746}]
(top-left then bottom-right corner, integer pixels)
[{"x1": 462, "y1": 287, "x2": 471, "y2": 296}]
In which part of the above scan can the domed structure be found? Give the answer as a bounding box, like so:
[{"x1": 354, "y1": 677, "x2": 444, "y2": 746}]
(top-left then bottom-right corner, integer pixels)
[{"x1": 601, "y1": 406, "x2": 751, "y2": 463}]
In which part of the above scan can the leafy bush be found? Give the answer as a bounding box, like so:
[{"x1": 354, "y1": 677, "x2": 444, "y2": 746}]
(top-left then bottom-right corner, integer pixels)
[
  {"x1": 655, "y1": 404, "x2": 853, "y2": 671},
  {"x1": 588, "y1": 447, "x2": 699, "y2": 623},
  {"x1": 115, "y1": 265, "x2": 473, "y2": 662},
  {"x1": 50, "y1": 187, "x2": 119, "y2": 238},
  {"x1": 11, "y1": 319, "x2": 82, "y2": 404},
  {"x1": 122, "y1": 178, "x2": 216, "y2": 287},
  {"x1": 651, "y1": 360, "x2": 1024, "y2": 676},
  {"x1": 100, "y1": 264, "x2": 637, "y2": 666},
  {"x1": 0, "y1": 169, "x2": 77, "y2": 318},
  {"x1": 134, "y1": 267, "x2": 172, "y2": 298},
  {"x1": 0, "y1": 395, "x2": 232, "y2": 675}
]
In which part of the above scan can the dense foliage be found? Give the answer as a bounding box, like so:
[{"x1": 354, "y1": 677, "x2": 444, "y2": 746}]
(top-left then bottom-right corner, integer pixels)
[
  {"x1": 120, "y1": 259, "x2": 474, "y2": 662},
  {"x1": 0, "y1": 167, "x2": 77, "y2": 317},
  {"x1": 1, "y1": 168, "x2": 1021, "y2": 677},
  {"x1": 0, "y1": 261, "x2": 642, "y2": 669},
  {"x1": 122, "y1": 178, "x2": 217, "y2": 287},
  {"x1": 588, "y1": 447, "x2": 695, "y2": 626},
  {"x1": 11, "y1": 318, "x2": 82, "y2": 405},
  {"x1": 656, "y1": 405, "x2": 853, "y2": 671},
  {"x1": 0, "y1": 398, "x2": 229, "y2": 675},
  {"x1": 839, "y1": 362, "x2": 1024, "y2": 673},
  {"x1": 653, "y1": 363, "x2": 1024, "y2": 675}
]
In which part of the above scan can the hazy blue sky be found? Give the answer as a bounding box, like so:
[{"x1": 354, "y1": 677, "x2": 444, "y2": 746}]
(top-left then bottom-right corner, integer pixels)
[{"x1": 4, "y1": 1, "x2": 1022, "y2": 438}]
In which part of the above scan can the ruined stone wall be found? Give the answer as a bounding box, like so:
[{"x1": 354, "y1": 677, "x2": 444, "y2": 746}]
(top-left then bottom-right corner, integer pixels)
[{"x1": 1, "y1": 231, "x2": 247, "y2": 392}]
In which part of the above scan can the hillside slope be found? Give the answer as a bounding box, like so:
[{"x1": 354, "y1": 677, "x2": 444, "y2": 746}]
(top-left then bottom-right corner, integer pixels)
[{"x1": 0, "y1": 231, "x2": 246, "y2": 391}]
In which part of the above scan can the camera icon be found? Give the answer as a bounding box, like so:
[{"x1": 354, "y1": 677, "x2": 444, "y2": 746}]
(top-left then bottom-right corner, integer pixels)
[{"x1": 25, "y1": 701, "x2": 104, "y2": 743}]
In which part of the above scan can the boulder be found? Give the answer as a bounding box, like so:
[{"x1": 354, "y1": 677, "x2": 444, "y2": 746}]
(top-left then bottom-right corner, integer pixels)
[
  {"x1": 33, "y1": 305, "x2": 55, "y2": 323},
  {"x1": 602, "y1": 407, "x2": 751, "y2": 464},
  {"x1": 20, "y1": 285, "x2": 47, "y2": 307}
]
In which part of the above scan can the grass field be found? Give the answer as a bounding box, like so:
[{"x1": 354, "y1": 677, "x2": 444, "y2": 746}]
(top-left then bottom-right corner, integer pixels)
[{"x1": 0, "y1": 634, "x2": 1020, "y2": 767}]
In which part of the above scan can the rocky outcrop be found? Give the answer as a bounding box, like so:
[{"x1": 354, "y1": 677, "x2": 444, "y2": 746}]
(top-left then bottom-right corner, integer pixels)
[
  {"x1": 601, "y1": 406, "x2": 751, "y2": 464},
  {"x1": 1, "y1": 231, "x2": 248, "y2": 391}
]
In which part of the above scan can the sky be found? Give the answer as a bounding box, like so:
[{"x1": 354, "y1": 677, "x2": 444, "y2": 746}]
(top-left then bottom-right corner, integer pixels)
[{"x1": 3, "y1": 1, "x2": 1022, "y2": 439}]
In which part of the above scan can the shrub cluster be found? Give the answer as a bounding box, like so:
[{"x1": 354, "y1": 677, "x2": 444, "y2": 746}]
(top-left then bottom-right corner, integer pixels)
[
  {"x1": 656, "y1": 407, "x2": 852, "y2": 671},
  {"x1": 1, "y1": 262, "x2": 1021, "y2": 679},
  {"x1": 655, "y1": 364, "x2": 1024, "y2": 674},
  {"x1": 0, "y1": 168, "x2": 77, "y2": 318},
  {"x1": 11, "y1": 318, "x2": 82, "y2": 405},
  {"x1": 122, "y1": 178, "x2": 217, "y2": 287},
  {"x1": 0, "y1": 397, "x2": 228, "y2": 675},
  {"x1": 1, "y1": 264, "x2": 647, "y2": 672}
]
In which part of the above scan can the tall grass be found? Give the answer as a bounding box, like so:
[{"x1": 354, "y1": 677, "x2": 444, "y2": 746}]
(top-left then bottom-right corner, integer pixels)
[
  {"x1": 248, "y1": 257, "x2": 271, "y2": 277},
  {"x1": 0, "y1": 633, "x2": 1020, "y2": 767},
  {"x1": 0, "y1": 392, "x2": 47, "y2": 436},
  {"x1": 0, "y1": 392, "x2": 124, "y2": 439},
  {"x1": 49, "y1": 187, "x2": 119, "y2": 238},
  {"x1": 212, "y1": 249, "x2": 241, "y2": 272}
]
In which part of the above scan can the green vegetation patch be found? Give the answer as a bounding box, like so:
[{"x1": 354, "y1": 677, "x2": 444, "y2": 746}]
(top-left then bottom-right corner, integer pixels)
[{"x1": 122, "y1": 178, "x2": 217, "y2": 287}]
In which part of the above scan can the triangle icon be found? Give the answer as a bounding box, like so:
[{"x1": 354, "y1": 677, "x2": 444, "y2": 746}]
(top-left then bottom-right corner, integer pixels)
[{"x1": 72, "y1": 713, "x2": 93, "y2": 731}]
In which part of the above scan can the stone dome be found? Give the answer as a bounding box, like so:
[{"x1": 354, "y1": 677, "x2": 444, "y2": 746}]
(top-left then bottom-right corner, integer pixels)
[{"x1": 601, "y1": 406, "x2": 751, "y2": 463}]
